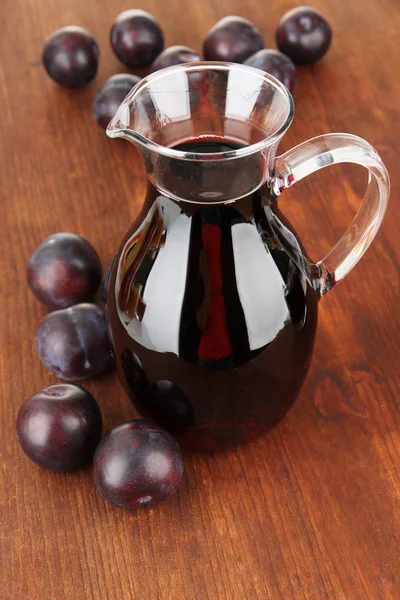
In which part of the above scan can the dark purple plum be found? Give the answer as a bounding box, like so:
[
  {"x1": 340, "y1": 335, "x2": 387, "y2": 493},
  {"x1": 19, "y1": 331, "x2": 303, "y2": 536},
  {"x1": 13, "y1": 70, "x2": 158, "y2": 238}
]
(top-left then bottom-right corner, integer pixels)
[
  {"x1": 203, "y1": 16, "x2": 263, "y2": 63},
  {"x1": 93, "y1": 420, "x2": 183, "y2": 509},
  {"x1": 16, "y1": 383, "x2": 102, "y2": 471},
  {"x1": 27, "y1": 232, "x2": 102, "y2": 309},
  {"x1": 150, "y1": 45, "x2": 201, "y2": 72},
  {"x1": 35, "y1": 303, "x2": 114, "y2": 380},
  {"x1": 276, "y1": 6, "x2": 332, "y2": 65},
  {"x1": 245, "y1": 49, "x2": 296, "y2": 93},
  {"x1": 93, "y1": 74, "x2": 141, "y2": 130},
  {"x1": 110, "y1": 9, "x2": 164, "y2": 67},
  {"x1": 42, "y1": 26, "x2": 99, "y2": 87},
  {"x1": 148, "y1": 380, "x2": 194, "y2": 434}
]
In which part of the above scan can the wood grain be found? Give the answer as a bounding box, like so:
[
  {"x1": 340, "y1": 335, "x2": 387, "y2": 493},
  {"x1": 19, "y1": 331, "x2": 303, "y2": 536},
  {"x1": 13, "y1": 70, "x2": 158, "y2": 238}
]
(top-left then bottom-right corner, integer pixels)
[{"x1": 1, "y1": 0, "x2": 399, "y2": 598}]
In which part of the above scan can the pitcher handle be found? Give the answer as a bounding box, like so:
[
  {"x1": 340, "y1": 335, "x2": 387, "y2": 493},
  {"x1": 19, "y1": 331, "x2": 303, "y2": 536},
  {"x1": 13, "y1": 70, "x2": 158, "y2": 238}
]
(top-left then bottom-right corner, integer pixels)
[{"x1": 271, "y1": 133, "x2": 390, "y2": 296}]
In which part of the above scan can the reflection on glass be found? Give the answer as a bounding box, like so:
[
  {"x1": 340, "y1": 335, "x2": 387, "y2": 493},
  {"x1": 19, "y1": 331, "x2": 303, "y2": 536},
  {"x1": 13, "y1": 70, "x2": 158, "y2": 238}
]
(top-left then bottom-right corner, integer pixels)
[
  {"x1": 148, "y1": 70, "x2": 191, "y2": 123},
  {"x1": 115, "y1": 195, "x2": 308, "y2": 365},
  {"x1": 225, "y1": 67, "x2": 261, "y2": 120},
  {"x1": 116, "y1": 196, "x2": 190, "y2": 354},
  {"x1": 148, "y1": 380, "x2": 194, "y2": 433},
  {"x1": 231, "y1": 222, "x2": 288, "y2": 350}
]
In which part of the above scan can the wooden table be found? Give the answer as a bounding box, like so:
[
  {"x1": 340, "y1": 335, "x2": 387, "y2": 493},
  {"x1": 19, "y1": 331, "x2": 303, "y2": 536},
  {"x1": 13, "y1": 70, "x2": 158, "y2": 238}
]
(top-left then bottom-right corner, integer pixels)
[{"x1": 1, "y1": 1, "x2": 399, "y2": 598}]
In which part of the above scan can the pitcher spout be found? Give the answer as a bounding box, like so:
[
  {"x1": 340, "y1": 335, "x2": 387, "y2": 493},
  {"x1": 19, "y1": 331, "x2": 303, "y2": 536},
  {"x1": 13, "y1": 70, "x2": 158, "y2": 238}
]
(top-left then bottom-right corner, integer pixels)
[
  {"x1": 106, "y1": 102, "x2": 139, "y2": 143},
  {"x1": 105, "y1": 62, "x2": 294, "y2": 203}
]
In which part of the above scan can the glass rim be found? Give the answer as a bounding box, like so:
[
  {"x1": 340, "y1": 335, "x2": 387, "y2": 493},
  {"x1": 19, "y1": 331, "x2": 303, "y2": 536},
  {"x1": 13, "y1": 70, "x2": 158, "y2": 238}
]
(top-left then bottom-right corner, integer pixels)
[{"x1": 107, "y1": 61, "x2": 295, "y2": 161}]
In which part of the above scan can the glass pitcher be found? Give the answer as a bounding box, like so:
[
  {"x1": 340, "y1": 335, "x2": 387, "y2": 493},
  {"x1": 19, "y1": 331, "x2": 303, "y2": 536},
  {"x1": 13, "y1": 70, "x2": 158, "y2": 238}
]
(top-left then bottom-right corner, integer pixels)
[{"x1": 105, "y1": 62, "x2": 389, "y2": 452}]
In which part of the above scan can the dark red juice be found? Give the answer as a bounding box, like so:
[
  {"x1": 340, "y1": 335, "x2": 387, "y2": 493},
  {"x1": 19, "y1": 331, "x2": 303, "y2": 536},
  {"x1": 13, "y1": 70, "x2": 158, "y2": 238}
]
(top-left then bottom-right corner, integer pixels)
[{"x1": 107, "y1": 138, "x2": 318, "y2": 452}]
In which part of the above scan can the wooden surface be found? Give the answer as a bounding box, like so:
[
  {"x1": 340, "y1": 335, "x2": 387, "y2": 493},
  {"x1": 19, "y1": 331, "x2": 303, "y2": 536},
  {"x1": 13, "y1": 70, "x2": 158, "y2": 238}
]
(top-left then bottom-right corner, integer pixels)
[{"x1": 1, "y1": 0, "x2": 399, "y2": 598}]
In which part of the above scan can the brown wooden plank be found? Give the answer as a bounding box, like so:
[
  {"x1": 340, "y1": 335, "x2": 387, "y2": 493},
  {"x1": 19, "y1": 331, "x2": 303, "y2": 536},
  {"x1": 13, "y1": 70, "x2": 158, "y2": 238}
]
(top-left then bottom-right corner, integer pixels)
[{"x1": 0, "y1": 0, "x2": 399, "y2": 598}]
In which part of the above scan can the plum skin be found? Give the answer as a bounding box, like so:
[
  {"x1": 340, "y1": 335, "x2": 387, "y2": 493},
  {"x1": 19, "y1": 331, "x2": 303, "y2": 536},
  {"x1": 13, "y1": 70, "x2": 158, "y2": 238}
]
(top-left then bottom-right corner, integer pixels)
[
  {"x1": 93, "y1": 420, "x2": 184, "y2": 509},
  {"x1": 93, "y1": 74, "x2": 141, "y2": 130},
  {"x1": 203, "y1": 16, "x2": 264, "y2": 63},
  {"x1": 150, "y1": 46, "x2": 200, "y2": 72},
  {"x1": 35, "y1": 303, "x2": 114, "y2": 381},
  {"x1": 42, "y1": 26, "x2": 99, "y2": 87},
  {"x1": 110, "y1": 9, "x2": 164, "y2": 67},
  {"x1": 16, "y1": 383, "x2": 102, "y2": 472},
  {"x1": 244, "y1": 49, "x2": 296, "y2": 93},
  {"x1": 27, "y1": 232, "x2": 102, "y2": 310},
  {"x1": 275, "y1": 7, "x2": 332, "y2": 65}
]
